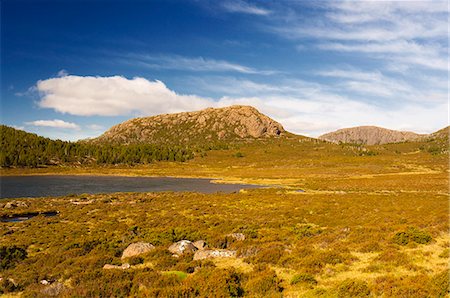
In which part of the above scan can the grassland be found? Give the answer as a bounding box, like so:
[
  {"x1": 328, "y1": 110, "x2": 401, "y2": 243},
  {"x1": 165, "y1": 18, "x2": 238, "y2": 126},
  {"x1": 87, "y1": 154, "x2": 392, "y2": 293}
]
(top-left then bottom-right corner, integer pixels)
[{"x1": 0, "y1": 135, "x2": 448, "y2": 296}]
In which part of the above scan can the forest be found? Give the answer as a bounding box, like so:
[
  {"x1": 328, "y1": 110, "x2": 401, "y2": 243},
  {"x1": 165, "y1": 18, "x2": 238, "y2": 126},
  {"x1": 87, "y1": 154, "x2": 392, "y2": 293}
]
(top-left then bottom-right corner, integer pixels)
[{"x1": 0, "y1": 125, "x2": 195, "y2": 167}]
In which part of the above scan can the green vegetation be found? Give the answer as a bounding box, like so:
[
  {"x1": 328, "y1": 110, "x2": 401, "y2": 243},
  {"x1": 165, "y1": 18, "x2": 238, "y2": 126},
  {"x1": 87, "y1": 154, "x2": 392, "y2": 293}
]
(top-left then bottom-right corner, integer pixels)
[
  {"x1": 393, "y1": 227, "x2": 433, "y2": 246},
  {"x1": 0, "y1": 246, "x2": 27, "y2": 270},
  {"x1": 0, "y1": 187, "x2": 447, "y2": 296},
  {"x1": 0, "y1": 125, "x2": 194, "y2": 167},
  {"x1": 0, "y1": 123, "x2": 448, "y2": 296}
]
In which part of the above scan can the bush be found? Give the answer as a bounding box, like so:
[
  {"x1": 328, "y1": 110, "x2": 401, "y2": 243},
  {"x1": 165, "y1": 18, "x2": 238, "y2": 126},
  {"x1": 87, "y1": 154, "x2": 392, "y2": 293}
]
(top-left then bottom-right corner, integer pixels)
[
  {"x1": 393, "y1": 227, "x2": 432, "y2": 245},
  {"x1": 290, "y1": 273, "x2": 318, "y2": 286},
  {"x1": 0, "y1": 245, "x2": 27, "y2": 270},
  {"x1": 245, "y1": 265, "x2": 283, "y2": 297},
  {"x1": 0, "y1": 278, "x2": 21, "y2": 294},
  {"x1": 431, "y1": 269, "x2": 450, "y2": 297},
  {"x1": 249, "y1": 244, "x2": 285, "y2": 265},
  {"x1": 337, "y1": 279, "x2": 371, "y2": 297},
  {"x1": 293, "y1": 224, "x2": 322, "y2": 238},
  {"x1": 128, "y1": 256, "x2": 144, "y2": 266},
  {"x1": 181, "y1": 268, "x2": 244, "y2": 297}
]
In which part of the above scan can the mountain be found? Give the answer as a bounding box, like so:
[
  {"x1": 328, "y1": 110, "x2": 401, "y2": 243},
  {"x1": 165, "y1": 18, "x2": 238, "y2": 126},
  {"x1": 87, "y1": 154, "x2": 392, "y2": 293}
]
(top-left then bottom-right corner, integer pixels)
[
  {"x1": 92, "y1": 105, "x2": 286, "y2": 145},
  {"x1": 318, "y1": 126, "x2": 425, "y2": 145},
  {"x1": 430, "y1": 126, "x2": 449, "y2": 140}
]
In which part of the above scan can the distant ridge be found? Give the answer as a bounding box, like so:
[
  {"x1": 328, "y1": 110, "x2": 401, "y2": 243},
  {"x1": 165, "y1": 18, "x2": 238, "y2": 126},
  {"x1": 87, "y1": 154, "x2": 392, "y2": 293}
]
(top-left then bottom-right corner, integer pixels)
[
  {"x1": 318, "y1": 126, "x2": 425, "y2": 145},
  {"x1": 92, "y1": 105, "x2": 285, "y2": 145}
]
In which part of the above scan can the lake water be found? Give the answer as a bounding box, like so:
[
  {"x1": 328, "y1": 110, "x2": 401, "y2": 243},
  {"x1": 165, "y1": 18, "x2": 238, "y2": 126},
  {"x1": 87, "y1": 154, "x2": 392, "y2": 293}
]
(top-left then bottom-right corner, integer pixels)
[{"x1": 0, "y1": 175, "x2": 260, "y2": 199}]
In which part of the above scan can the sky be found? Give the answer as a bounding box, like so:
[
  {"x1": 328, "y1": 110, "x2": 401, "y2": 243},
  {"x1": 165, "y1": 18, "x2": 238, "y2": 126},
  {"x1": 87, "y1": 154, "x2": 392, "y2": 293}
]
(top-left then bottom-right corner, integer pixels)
[{"x1": 1, "y1": 0, "x2": 448, "y2": 141}]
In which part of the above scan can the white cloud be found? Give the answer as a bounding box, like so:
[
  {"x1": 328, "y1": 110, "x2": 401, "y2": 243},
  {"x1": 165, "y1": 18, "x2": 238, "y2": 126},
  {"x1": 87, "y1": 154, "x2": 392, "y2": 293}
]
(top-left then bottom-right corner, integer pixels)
[
  {"x1": 86, "y1": 124, "x2": 104, "y2": 130},
  {"x1": 34, "y1": 75, "x2": 447, "y2": 137},
  {"x1": 222, "y1": 0, "x2": 271, "y2": 15},
  {"x1": 269, "y1": 1, "x2": 448, "y2": 73},
  {"x1": 119, "y1": 54, "x2": 276, "y2": 75},
  {"x1": 11, "y1": 125, "x2": 25, "y2": 131},
  {"x1": 57, "y1": 69, "x2": 69, "y2": 77},
  {"x1": 36, "y1": 75, "x2": 213, "y2": 116},
  {"x1": 26, "y1": 119, "x2": 80, "y2": 129}
]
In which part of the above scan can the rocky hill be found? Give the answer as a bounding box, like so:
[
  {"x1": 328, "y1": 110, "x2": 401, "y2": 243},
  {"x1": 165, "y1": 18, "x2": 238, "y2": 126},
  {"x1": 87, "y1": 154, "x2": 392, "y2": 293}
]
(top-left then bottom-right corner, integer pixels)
[
  {"x1": 430, "y1": 126, "x2": 449, "y2": 140},
  {"x1": 92, "y1": 105, "x2": 285, "y2": 145},
  {"x1": 318, "y1": 126, "x2": 424, "y2": 145}
]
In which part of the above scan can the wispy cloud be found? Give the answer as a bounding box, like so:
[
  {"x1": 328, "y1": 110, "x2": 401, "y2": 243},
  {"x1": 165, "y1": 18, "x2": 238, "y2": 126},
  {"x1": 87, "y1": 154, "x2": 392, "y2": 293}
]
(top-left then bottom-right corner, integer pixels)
[
  {"x1": 222, "y1": 0, "x2": 271, "y2": 16},
  {"x1": 118, "y1": 53, "x2": 276, "y2": 75},
  {"x1": 26, "y1": 119, "x2": 80, "y2": 129},
  {"x1": 269, "y1": 1, "x2": 447, "y2": 73}
]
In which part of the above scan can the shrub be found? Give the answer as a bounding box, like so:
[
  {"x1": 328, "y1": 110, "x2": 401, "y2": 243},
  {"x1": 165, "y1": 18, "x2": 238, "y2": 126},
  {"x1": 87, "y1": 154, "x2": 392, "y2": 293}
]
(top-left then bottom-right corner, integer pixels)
[
  {"x1": 0, "y1": 278, "x2": 21, "y2": 294},
  {"x1": 337, "y1": 279, "x2": 371, "y2": 297},
  {"x1": 245, "y1": 265, "x2": 283, "y2": 297},
  {"x1": 393, "y1": 227, "x2": 432, "y2": 245},
  {"x1": 430, "y1": 269, "x2": 450, "y2": 297},
  {"x1": 293, "y1": 224, "x2": 322, "y2": 238},
  {"x1": 438, "y1": 249, "x2": 449, "y2": 259},
  {"x1": 0, "y1": 245, "x2": 27, "y2": 270},
  {"x1": 374, "y1": 249, "x2": 410, "y2": 267},
  {"x1": 290, "y1": 273, "x2": 318, "y2": 286},
  {"x1": 181, "y1": 268, "x2": 244, "y2": 297},
  {"x1": 249, "y1": 244, "x2": 285, "y2": 265},
  {"x1": 128, "y1": 256, "x2": 144, "y2": 266}
]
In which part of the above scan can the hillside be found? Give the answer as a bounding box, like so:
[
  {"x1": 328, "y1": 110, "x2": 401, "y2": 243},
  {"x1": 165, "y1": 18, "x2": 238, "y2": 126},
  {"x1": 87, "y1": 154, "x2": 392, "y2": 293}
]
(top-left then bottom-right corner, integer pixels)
[
  {"x1": 92, "y1": 105, "x2": 285, "y2": 145},
  {"x1": 319, "y1": 126, "x2": 424, "y2": 145},
  {"x1": 0, "y1": 125, "x2": 194, "y2": 167}
]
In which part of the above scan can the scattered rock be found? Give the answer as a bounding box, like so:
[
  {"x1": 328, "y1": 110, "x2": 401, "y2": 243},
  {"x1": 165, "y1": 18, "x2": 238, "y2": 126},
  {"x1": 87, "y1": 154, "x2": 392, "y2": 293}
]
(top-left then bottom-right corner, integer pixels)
[
  {"x1": 121, "y1": 242, "x2": 155, "y2": 259},
  {"x1": 228, "y1": 233, "x2": 245, "y2": 241},
  {"x1": 41, "y1": 282, "x2": 66, "y2": 297},
  {"x1": 193, "y1": 240, "x2": 208, "y2": 250},
  {"x1": 193, "y1": 249, "x2": 237, "y2": 260},
  {"x1": 168, "y1": 240, "x2": 197, "y2": 256},
  {"x1": 103, "y1": 263, "x2": 130, "y2": 270},
  {"x1": 40, "y1": 279, "x2": 50, "y2": 285},
  {"x1": 4, "y1": 201, "x2": 29, "y2": 208},
  {"x1": 4, "y1": 202, "x2": 15, "y2": 209}
]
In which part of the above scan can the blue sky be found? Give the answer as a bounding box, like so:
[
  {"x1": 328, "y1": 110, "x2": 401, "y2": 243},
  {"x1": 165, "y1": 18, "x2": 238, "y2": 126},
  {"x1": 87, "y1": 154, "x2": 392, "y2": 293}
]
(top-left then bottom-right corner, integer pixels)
[{"x1": 1, "y1": 0, "x2": 448, "y2": 140}]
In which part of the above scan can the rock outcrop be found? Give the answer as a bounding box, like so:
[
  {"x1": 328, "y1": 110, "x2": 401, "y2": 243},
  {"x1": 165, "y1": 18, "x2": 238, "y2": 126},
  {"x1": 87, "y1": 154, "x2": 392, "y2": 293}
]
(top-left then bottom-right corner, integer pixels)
[
  {"x1": 103, "y1": 263, "x2": 131, "y2": 270},
  {"x1": 193, "y1": 240, "x2": 208, "y2": 250},
  {"x1": 91, "y1": 105, "x2": 285, "y2": 145},
  {"x1": 168, "y1": 240, "x2": 197, "y2": 256},
  {"x1": 319, "y1": 126, "x2": 424, "y2": 145},
  {"x1": 193, "y1": 249, "x2": 237, "y2": 260},
  {"x1": 121, "y1": 242, "x2": 155, "y2": 259}
]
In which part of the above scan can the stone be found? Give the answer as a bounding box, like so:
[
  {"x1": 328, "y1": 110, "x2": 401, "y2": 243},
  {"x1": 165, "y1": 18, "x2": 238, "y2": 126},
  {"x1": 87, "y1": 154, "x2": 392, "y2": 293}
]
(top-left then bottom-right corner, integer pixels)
[
  {"x1": 41, "y1": 282, "x2": 66, "y2": 297},
  {"x1": 121, "y1": 242, "x2": 155, "y2": 259},
  {"x1": 193, "y1": 240, "x2": 208, "y2": 250},
  {"x1": 4, "y1": 202, "x2": 16, "y2": 209},
  {"x1": 103, "y1": 263, "x2": 130, "y2": 270},
  {"x1": 193, "y1": 249, "x2": 237, "y2": 261},
  {"x1": 168, "y1": 240, "x2": 197, "y2": 255}
]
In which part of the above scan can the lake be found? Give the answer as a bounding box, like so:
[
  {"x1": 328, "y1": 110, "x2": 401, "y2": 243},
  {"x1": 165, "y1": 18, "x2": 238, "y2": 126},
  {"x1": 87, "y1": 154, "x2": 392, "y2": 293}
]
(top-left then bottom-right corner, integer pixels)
[{"x1": 0, "y1": 175, "x2": 260, "y2": 199}]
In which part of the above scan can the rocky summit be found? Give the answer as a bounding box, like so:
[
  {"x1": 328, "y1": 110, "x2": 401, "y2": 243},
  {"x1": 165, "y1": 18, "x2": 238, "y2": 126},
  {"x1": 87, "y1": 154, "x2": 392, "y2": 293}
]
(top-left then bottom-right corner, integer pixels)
[
  {"x1": 92, "y1": 105, "x2": 285, "y2": 145},
  {"x1": 319, "y1": 126, "x2": 424, "y2": 145}
]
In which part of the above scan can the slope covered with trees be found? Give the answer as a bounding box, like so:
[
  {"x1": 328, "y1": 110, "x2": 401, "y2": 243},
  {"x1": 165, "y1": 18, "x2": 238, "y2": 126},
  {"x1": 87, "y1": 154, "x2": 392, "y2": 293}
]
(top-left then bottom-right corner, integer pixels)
[{"x1": 0, "y1": 125, "x2": 194, "y2": 168}]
